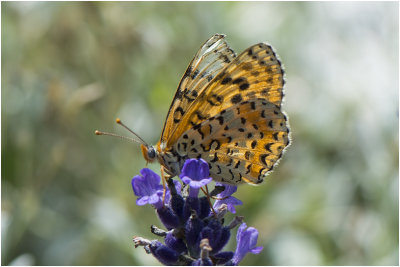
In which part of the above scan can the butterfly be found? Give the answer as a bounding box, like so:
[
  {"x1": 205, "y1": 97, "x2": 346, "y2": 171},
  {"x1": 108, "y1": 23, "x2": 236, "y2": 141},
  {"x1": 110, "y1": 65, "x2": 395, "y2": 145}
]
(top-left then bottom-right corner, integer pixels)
[{"x1": 99, "y1": 34, "x2": 290, "y2": 185}]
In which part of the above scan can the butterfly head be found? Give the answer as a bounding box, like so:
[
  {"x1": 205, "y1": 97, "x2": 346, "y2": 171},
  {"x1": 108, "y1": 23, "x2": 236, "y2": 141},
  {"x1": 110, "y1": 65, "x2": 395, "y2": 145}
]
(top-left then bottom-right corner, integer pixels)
[{"x1": 141, "y1": 144, "x2": 157, "y2": 163}]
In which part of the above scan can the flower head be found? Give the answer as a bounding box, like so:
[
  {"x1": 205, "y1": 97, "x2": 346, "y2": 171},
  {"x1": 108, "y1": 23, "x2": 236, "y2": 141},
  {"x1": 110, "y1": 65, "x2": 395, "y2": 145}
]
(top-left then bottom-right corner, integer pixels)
[
  {"x1": 131, "y1": 168, "x2": 182, "y2": 210},
  {"x1": 131, "y1": 168, "x2": 164, "y2": 209},
  {"x1": 179, "y1": 159, "x2": 212, "y2": 197},
  {"x1": 131, "y1": 159, "x2": 264, "y2": 266},
  {"x1": 213, "y1": 183, "x2": 243, "y2": 214},
  {"x1": 232, "y1": 223, "x2": 263, "y2": 265}
]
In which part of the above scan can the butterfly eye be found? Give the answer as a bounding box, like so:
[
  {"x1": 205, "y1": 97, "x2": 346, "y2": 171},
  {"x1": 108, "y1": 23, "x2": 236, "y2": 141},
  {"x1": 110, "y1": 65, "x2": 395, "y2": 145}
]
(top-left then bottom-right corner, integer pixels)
[
  {"x1": 140, "y1": 144, "x2": 157, "y2": 163},
  {"x1": 147, "y1": 146, "x2": 156, "y2": 160}
]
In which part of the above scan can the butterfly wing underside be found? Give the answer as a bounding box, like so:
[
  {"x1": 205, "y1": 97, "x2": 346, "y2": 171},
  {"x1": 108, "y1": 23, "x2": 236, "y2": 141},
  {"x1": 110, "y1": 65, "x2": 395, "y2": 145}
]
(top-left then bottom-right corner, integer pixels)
[
  {"x1": 160, "y1": 35, "x2": 289, "y2": 184},
  {"x1": 176, "y1": 99, "x2": 289, "y2": 184}
]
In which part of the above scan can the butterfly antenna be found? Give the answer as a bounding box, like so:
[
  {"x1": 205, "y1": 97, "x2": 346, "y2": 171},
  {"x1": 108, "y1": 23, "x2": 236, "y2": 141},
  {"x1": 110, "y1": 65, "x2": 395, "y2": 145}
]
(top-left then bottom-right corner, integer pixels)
[
  {"x1": 115, "y1": 118, "x2": 149, "y2": 146},
  {"x1": 95, "y1": 118, "x2": 148, "y2": 146}
]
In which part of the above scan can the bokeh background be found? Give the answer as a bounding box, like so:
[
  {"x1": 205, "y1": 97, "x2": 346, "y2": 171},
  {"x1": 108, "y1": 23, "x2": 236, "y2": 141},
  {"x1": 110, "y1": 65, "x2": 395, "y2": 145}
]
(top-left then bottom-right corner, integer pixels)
[{"x1": 2, "y1": 2, "x2": 398, "y2": 266}]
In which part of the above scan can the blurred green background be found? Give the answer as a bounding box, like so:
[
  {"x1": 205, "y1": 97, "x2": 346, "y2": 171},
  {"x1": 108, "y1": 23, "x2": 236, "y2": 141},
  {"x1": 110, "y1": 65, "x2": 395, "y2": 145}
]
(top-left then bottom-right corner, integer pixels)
[{"x1": 2, "y1": 2, "x2": 398, "y2": 265}]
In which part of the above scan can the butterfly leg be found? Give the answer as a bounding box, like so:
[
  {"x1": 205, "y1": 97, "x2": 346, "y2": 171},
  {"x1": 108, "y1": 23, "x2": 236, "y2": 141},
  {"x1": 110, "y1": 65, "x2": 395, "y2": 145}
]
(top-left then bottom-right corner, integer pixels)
[
  {"x1": 201, "y1": 185, "x2": 218, "y2": 215},
  {"x1": 209, "y1": 185, "x2": 228, "y2": 200},
  {"x1": 212, "y1": 195, "x2": 230, "y2": 201},
  {"x1": 160, "y1": 166, "x2": 168, "y2": 206}
]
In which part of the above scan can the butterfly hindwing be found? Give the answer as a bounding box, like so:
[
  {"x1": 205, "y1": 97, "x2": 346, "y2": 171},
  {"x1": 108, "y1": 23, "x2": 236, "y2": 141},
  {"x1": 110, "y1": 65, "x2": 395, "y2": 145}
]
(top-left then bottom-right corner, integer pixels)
[{"x1": 174, "y1": 98, "x2": 290, "y2": 184}]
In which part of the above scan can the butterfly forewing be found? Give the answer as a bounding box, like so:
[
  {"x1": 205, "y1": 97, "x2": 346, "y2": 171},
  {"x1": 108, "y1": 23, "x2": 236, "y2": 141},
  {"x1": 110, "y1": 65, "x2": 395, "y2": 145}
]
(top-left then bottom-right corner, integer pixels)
[
  {"x1": 167, "y1": 42, "x2": 285, "y2": 148},
  {"x1": 160, "y1": 34, "x2": 236, "y2": 144}
]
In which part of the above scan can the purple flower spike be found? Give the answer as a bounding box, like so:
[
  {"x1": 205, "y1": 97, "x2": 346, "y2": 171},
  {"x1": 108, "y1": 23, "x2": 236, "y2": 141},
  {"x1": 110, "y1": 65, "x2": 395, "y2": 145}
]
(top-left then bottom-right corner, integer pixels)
[
  {"x1": 179, "y1": 159, "x2": 212, "y2": 197},
  {"x1": 232, "y1": 223, "x2": 263, "y2": 265},
  {"x1": 164, "y1": 179, "x2": 182, "y2": 204},
  {"x1": 213, "y1": 183, "x2": 243, "y2": 214},
  {"x1": 131, "y1": 168, "x2": 164, "y2": 209},
  {"x1": 131, "y1": 158, "x2": 264, "y2": 265}
]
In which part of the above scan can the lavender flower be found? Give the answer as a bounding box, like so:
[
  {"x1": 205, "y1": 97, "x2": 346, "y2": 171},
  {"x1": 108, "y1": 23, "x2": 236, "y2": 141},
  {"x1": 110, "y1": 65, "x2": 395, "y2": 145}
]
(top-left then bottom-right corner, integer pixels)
[
  {"x1": 213, "y1": 183, "x2": 243, "y2": 214},
  {"x1": 131, "y1": 159, "x2": 263, "y2": 265},
  {"x1": 131, "y1": 168, "x2": 164, "y2": 209},
  {"x1": 231, "y1": 223, "x2": 263, "y2": 265},
  {"x1": 179, "y1": 158, "x2": 213, "y2": 197}
]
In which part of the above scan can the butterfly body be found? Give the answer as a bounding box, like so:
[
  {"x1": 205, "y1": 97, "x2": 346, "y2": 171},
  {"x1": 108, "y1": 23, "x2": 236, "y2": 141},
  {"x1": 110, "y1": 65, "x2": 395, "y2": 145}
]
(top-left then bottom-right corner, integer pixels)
[{"x1": 142, "y1": 34, "x2": 290, "y2": 185}]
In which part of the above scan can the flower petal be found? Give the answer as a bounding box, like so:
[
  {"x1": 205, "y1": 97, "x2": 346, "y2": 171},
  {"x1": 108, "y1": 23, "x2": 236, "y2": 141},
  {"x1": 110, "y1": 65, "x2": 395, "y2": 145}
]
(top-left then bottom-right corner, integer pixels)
[
  {"x1": 179, "y1": 159, "x2": 210, "y2": 182},
  {"x1": 189, "y1": 178, "x2": 212, "y2": 189},
  {"x1": 131, "y1": 175, "x2": 146, "y2": 196},
  {"x1": 140, "y1": 168, "x2": 161, "y2": 188},
  {"x1": 148, "y1": 193, "x2": 161, "y2": 205},
  {"x1": 136, "y1": 196, "x2": 149, "y2": 206},
  {"x1": 181, "y1": 176, "x2": 192, "y2": 185},
  {"x1": 214, "y1": 195, "x2": 243, "y2": 214},
  {"x1": 250, "y1": 246, "x2": 263, "y2": 254},
  {"x1": 132, "y1": 168, "x2": 163, "y2": 197},
  {"x1": 215, "y1": 183, "x2": 237, "y2": 197},
  {"x1": 232, "y1": 223, "x2": 263, "y2": 265}
]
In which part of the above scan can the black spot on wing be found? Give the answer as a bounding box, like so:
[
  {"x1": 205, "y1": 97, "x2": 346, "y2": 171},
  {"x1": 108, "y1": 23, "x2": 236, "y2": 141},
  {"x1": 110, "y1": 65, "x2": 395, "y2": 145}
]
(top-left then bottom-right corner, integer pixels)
[
  {"x1": 261, "y1": 110, "x2": 266, "y2": 118},
  {"x1": 264, "y1": 143, "x2": 273, "y2": 152},
  {"x1": 231, "y1": 94, "x2": 243, "y2": 104},
  {"x1": 216, "y1": 116, "x2": 224, "y2": 125},
  {"x1": 173, "y1": 106, "x2": 185, "y2": 123},
  {"x1": 210, "y1": 139, "x2": 221, "y2": 150},
  {"x1": 196, "y1": 111, "x2": 206, "y2": 120},
  {"x1": 260, "y1": 154, "x2": 268, "y2": 166},
  {"x1": 251, "y1": 140, "x2": 257, "y2": 149},
  {"x1": 233, "y1": 77, "x2": 245, "y2": 84},
  {"x1": 207, "y1": 94, "x2": 223, "y2": 106},
  {"x1": 221, "y1": 77, "x2": 232, "y2": 84},
  {"x1": 234, "y1": 160, "x2": 241, "y2": 169},
  {"x1": 216, "y1": 165, "x2": 222, "y2": 174},
  {"x1": 258, "y1": 168, "x2": 266, "y2": 180},
  {"x1": 191, "y1": 69, "x2": 199, "y2": 79},
  {"x1": 239, "y1": 83, "x2": 250, "y2": 90},
  {"x1": 246, "y1": 163, "x2": 252, "y2": 174},
  {"x1": 184, "y1": 91, "x2": 196, "y2": 102},
  {"x1": 273, "y1": 132, "x2": 279, "y2": 141},
  {"x1": 229, "y1": 169, "x2": 234, "y2": 180},
  {"x1": 184, "y1": 66, "x2": 192, "y2": 78},
  {"x1": 210, "y1": 152, "x2": 218, "y2": 163}
]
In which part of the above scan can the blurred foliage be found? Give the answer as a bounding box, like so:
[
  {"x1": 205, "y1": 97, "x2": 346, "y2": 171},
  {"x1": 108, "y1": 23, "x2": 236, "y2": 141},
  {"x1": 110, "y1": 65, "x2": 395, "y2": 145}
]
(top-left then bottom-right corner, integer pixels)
[{"x1": 2, "y1": 2, "x2": 398, "y2": 266}]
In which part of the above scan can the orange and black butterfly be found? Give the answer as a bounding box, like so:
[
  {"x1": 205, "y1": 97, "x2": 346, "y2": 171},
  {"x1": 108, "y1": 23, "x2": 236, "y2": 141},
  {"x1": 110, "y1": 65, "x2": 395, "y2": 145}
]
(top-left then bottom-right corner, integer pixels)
[{"x1": 97, "y1": 34, "x2": 290, "y2": 185}]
